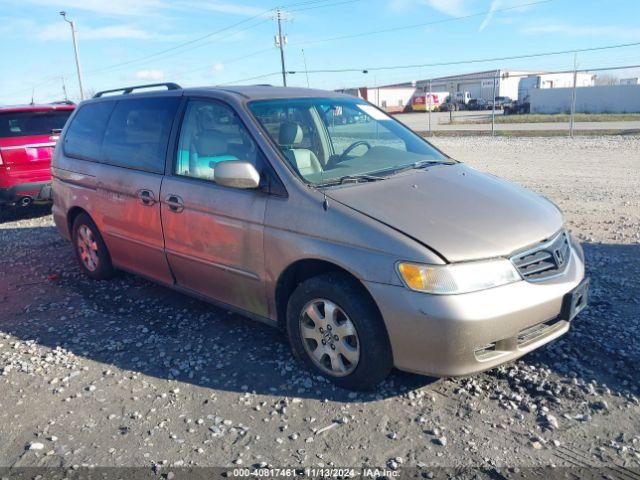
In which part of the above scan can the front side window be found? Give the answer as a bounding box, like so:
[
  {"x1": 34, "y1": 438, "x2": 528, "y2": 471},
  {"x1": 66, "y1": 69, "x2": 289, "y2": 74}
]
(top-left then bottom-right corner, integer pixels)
[
  {"x1": 175, "y1": 100, "x2": 261, "y2": 181},
  {"x1": 249, "y1": 97, "x2": 448, "y2": 185}
]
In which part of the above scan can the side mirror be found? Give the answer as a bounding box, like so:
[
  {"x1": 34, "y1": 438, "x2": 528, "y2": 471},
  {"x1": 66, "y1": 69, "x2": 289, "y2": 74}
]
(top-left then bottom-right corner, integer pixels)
[{"x1": 213, "y1": 160, "x2": 260, "y2": 189}]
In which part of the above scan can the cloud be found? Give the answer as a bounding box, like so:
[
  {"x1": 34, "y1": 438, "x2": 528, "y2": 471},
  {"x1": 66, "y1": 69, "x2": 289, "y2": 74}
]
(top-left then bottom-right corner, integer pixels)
[
  {"x1": 182, "y1": 1, "x2": 268, "y2": 17},
  {"x1": 37, "y1": 23, "x2": 182, "y2": 41},
  {"x1": 135, "y1": 70, "x2": 165, "y2": 81},
  {"x1": 21, "y1": 0, "x2": 167, "y2": 17},
  {"x1": 520, "y1": 23, "x2": 640, "y2": 39},
  {"x1": 479, "y1": 0, "x2": 499, "y2": 31},
  {"x1": 423, "y1": 0, "x2": 469, "y2": 16},
  {"x1": 212, "y1": 63, "x2": 225, "y2": 72},
  {"x1": 388, "y1": 0, "x2": 469, "y2": 16}
]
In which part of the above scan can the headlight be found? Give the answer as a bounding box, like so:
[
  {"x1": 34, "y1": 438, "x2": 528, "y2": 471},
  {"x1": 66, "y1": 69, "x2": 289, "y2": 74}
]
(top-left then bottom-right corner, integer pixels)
[{"x1": 397, "y1": 259, "x2": 521, "y2": 295}]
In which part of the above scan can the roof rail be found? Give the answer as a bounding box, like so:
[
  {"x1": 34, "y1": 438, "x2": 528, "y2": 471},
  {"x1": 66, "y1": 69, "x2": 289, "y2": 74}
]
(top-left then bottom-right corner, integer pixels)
[{"x1": 93, "y1": 82, "x2": 182, "y2": 98}]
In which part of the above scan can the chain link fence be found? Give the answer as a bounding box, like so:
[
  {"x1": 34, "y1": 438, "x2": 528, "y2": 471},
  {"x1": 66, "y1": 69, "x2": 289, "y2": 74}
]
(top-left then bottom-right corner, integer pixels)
[{"x1": 395, "y1": 64, "x2": 640, "y2": 137}]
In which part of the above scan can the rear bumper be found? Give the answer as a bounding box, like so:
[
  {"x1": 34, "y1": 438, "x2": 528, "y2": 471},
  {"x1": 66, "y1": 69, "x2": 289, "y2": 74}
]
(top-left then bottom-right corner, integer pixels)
[
  {"x1": 0, "y1": 181, "x2": 52, "y2": 204},
  {"x1": 366, "y1": 240, "x2": 586, "y2": 377}
]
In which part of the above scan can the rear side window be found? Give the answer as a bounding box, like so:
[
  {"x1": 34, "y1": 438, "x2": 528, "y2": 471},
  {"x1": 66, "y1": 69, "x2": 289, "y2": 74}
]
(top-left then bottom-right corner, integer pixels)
[
  {"x1": 64, "y1": 102, "x2": 115, "y2": 161},
  {"x1": 101, "y1": 97, "x2": 180, "y2": 173},
  {"x1": 0, "y1": 110, "x2": 72, "y2": 138}
]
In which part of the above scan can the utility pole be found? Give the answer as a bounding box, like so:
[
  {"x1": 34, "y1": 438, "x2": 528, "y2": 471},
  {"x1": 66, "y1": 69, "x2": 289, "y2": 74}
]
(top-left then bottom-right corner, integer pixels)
[
  {"x1": 491, "y1": 71, "x2": 498, "y2": 136},
  {"x1": 275, "y1": 9, "x2": 287, "y2": 87},
  {"x1": 569, "y1": 52, "x2": 578, "y2": 138},
  {"x1": 60, "y1": 11, "x2": 85, "y2": 100}
]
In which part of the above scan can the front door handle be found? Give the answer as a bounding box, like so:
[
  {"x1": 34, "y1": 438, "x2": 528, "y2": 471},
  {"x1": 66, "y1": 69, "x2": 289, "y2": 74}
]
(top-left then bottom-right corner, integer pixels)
[
  {"x1": 137, "y1": 189, "x2": 156, "y2": 206},
  {"x1": 165, "y1": 194, "x2": 184, "y2": 213}
]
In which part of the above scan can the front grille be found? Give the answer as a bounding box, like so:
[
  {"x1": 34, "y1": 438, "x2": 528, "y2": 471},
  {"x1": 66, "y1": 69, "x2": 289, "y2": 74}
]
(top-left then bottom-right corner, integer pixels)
[{"x1": 511, "y1": 231, "x2": 571, "y2": 281}]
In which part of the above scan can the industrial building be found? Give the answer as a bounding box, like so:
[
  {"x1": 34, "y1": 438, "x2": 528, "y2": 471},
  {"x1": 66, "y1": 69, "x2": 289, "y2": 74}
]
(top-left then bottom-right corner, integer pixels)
[
  {"x1": 398, "y1": 69, "x2": 531, "y2": 102},
  {"x1": 336, "y1": 86, "x2": 417, "y2": 113},
  {"x1": 340, "y1": 69, "x2": 597, "y2": 112}
]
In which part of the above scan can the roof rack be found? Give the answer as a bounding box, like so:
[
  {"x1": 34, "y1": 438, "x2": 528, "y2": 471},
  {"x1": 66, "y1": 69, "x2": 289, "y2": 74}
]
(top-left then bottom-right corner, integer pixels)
[{"x1": 93, "y1": 82, "x2": 182, "y2": 98}]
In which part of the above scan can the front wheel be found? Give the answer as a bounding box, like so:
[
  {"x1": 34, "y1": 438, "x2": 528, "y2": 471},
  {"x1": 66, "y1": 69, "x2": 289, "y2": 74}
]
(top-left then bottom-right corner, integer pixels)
[{"x1": 286, "y1": 273, "x2": 393, "y2": 390}]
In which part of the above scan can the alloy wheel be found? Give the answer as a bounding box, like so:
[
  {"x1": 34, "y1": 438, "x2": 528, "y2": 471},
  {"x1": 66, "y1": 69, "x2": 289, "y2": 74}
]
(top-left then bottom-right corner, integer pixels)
[
  {"x1": 299, "y1": 298, "x2": 360, "y2": 377},
  {"x1": 77, "y1": 224, "x2": 99, "y2": 272}
]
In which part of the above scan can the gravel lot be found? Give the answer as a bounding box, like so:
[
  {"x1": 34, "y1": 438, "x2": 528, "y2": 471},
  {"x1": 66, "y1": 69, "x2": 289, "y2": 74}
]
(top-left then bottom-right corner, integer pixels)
[{"x1": 0, "y1": 136, "x2": 639, "y2": 475}]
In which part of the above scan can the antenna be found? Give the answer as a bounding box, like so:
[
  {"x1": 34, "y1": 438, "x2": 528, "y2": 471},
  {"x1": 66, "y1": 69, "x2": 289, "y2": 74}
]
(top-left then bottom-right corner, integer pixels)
[
  {"x1": 302, "y1": 49, "x2": 310, "y2": 88},
  {"x1": 30, "y1": 87, "x2": 35, "y2": 105},
  {"x1": 61, "y1": 76, "x2": 68, "y2": 102}
]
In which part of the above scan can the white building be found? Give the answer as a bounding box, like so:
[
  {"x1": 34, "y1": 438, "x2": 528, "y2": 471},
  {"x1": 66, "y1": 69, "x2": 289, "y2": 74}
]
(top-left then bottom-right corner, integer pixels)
[
  {"x1": 620, "y1": 77, "x2": 640, "y2": 85},
  {"x1": 388, "y1": 70, "x2": 533, "y2": 101},
  {"x1": 339, "y1": 69, "x2": 601, "y2": 110},
  {"x1": 337, "y1": 86, "x2": 417, "y2": 112},
  {"x1": 374, "y1": 69, "x2": 597, "y2": 102}
]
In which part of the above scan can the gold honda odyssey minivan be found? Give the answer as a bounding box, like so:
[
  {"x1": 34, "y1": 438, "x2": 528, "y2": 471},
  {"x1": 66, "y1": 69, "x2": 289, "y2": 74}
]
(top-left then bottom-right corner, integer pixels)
[{"x1": 52, "y1": 83, "x2": 588, "y2": 390}]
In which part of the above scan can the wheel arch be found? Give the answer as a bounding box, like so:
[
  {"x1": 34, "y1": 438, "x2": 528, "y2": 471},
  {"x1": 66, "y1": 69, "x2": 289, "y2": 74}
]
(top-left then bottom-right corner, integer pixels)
[
  {"x1": 274, "y1": 258, "x2": 387, "y2": 335},
  {"x1": 66, "y1": 206, "x2": 91, "y2": 238}
]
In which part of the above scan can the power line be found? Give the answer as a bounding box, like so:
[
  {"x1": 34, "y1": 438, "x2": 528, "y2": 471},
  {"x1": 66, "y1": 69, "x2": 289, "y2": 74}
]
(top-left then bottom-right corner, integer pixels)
[
  {"x1": 288, "y1": 0, "x2": 361, "y2": 13},
  {"x1": 285, "y1": 41, "x2": 640, "y2": 75},
  {"x1": 83, "y1": 0, "x2": 356, "y2": 76},
  {"x1": 84, "y1": 18, "x2": 273, "y2": 76},
  {"x1": 219, "y1": 72, "x2": 282, "y2": 85},
  {"x1": 175, "y1": 48, "x2": 276, "y2": 80},
  {"x1": 288, "y1": 0, "x2": 557, "y2": 46},
  {"x1": 5, "y1": 0, "x2": 352, "y2": 100}
]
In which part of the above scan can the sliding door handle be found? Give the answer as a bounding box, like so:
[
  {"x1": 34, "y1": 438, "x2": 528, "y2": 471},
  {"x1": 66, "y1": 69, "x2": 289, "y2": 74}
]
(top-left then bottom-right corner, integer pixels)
[{"x1": 165, "y1": 194, "x2": 184, "y2": 213}]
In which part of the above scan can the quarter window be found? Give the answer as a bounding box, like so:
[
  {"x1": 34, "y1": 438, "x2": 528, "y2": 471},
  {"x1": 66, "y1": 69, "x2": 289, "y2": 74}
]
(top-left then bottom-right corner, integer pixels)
[
  {"x1": 175, "y1": 100, "x2": 261, "y2": 181},
  {"x1": 64, "y1": 102, "x2": 115, "y2": 161}
]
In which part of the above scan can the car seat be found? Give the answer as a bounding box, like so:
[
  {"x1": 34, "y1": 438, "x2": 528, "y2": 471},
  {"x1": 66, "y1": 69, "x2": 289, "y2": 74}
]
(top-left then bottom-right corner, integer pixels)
[{"x1": 278, "y1": 122, "x2": 322, "y2": 177}]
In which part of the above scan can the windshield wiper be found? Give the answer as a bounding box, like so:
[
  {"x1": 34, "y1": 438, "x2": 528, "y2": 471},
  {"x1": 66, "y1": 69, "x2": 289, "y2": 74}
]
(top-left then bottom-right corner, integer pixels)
[
  {"x1": 383, "y1": 159, "x2": 455, "y2": 176},
  {"x1": 320, "y1": 174, "x2": 386, "y2": 187}
]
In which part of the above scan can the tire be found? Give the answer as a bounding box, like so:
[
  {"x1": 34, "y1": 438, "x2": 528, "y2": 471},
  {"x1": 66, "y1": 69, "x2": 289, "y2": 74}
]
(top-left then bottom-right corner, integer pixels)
[
  {"x1": 71, "y1": 213, "x2": 116, "y2": 280},
  {"x1": 286, "y1": 272, "x2": 393, "y2": 390}
]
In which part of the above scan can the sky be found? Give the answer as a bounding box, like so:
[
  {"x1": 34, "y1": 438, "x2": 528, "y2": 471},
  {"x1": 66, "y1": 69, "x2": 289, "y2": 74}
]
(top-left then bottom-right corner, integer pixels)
[{"x1": 1, "y1": 0, "x2": 640, "y2": 104}]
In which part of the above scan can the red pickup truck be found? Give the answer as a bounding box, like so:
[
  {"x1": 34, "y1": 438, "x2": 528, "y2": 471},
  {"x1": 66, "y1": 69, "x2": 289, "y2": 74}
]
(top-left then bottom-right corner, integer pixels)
[{"x1": 0, "y1": 103, "x2": 75, "y2": 209}]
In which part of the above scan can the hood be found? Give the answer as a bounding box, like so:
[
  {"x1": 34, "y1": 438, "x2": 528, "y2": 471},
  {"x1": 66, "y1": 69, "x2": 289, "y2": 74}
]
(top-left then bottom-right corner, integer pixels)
[{"x1": 326, "y1": 164, "x2": 563, "y2": 262}]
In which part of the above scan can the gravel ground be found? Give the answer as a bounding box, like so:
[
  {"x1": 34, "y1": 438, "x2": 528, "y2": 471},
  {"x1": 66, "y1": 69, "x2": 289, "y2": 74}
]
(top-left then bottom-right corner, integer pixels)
[{"x1": 0, "y1": 136, "x2": 639, "y2": 475}]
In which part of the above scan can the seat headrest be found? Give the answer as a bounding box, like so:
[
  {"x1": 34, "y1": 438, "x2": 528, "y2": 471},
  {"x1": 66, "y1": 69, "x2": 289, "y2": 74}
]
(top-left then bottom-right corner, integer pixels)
[
  {"x1": 194, "y1": 129, "x2": 227, "y2": 156},
  {"x1": 279, "y1": 122, "x2": 304, "y2": 146}
]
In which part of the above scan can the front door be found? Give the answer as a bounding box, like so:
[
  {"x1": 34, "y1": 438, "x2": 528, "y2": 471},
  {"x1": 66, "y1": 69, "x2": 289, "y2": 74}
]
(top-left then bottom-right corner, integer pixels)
[{"x1": 160, "y1": 99, "x2": 268, "y2": 317}]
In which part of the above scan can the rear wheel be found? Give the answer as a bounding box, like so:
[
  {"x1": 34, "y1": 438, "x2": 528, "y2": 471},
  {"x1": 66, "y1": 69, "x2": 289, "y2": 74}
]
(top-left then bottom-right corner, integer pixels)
[
  {"x1": 286, "y1": 272, "x2": 393, "y2": 390},
  {"x1": 72, "y1": 213, "x2": 115, "y2": 280}
]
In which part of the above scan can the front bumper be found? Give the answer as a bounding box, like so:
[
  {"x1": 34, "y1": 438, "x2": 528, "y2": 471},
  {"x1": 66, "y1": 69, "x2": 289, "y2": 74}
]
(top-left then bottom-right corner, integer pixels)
[
  {"x1": 0, "y1": 181, "x2": 52, "y2": 205},
  {"x1": 366, "y1": 240, "x2": 586, "y2": 377}
]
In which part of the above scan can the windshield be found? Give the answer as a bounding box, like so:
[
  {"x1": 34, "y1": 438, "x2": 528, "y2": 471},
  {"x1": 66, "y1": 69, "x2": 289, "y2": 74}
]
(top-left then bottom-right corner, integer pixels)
[
  {"x1": 248, "y1": 97, "x2": 448, "y2": 185},
  {"x1": 0, "y1": 110, "x2": 72, "y2": 138}
]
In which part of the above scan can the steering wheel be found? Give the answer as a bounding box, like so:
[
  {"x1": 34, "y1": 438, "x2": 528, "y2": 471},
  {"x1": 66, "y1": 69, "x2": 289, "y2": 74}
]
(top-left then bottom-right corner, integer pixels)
[{"x1": 341, "y1": 140, "x2": 371, "y2": 158}]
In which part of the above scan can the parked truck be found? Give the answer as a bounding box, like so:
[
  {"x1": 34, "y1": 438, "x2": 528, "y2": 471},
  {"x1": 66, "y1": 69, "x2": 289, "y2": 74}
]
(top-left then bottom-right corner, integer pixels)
[{"x1": 411, "y1": 91, "x2": 449, "y2": 112}]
